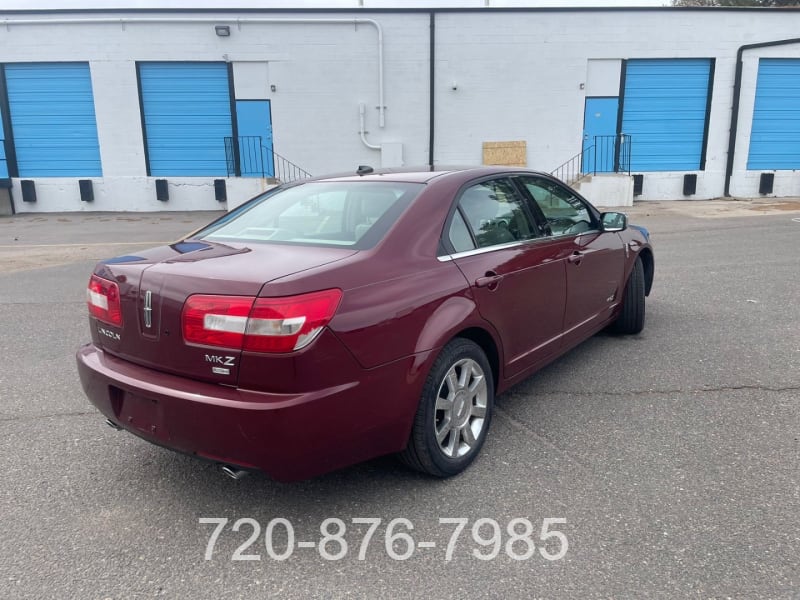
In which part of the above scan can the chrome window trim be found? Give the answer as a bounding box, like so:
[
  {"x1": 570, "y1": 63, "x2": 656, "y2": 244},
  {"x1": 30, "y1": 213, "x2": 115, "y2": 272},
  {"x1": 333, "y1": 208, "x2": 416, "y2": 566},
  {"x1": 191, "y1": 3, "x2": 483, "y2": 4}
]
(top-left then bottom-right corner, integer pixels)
[
  {"x1": 547, "y1": 228, "x2": 600, "y2": 239},
  {"x1": 438, "y1": 240, "x2": 525, "y2": 262},
  {"x1": 437, "y1": 228, "x2": 601, "y2": 262}
]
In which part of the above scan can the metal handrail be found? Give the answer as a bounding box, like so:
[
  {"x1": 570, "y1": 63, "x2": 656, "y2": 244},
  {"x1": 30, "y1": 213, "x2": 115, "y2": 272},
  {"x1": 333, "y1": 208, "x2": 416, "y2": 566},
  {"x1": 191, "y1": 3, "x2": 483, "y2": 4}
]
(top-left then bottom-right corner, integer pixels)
[
  {"x1": 224, "y1": 136, "x2": 311, "y2": 183},
  {"x1": 267, "y1": 147, "x2": 312, "y2": 183},
  {"x1": 551, "y1": 148, "x2": 588, "y2": 186},
  {"x1": 551, "y1": 133, "x2": 631, "y2": 185}
]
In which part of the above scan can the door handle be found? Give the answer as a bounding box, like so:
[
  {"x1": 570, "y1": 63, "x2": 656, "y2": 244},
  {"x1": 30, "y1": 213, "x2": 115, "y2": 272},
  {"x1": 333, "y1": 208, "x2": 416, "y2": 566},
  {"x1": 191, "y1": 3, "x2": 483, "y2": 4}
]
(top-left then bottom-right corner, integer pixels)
[
  {"x1": 567, "y1": 251, "x2": 584, "y2": 264},
  {"x1": 475, "y1": 272, "x2": 503, "y2": 289}
]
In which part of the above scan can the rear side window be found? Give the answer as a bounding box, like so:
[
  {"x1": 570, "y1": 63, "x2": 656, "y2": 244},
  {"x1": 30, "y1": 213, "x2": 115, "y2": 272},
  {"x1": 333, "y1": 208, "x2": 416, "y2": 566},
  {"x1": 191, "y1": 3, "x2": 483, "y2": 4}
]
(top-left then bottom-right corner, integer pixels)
[
  {"x1": 448, "y1": 210, "x2": 476, "y2": 253},
  {"x1": 197, "y1": 181, "x2": 423, "y2": 248},
  {"x1": 457, "y1": 179, "x2": 538, "y2": 249}
]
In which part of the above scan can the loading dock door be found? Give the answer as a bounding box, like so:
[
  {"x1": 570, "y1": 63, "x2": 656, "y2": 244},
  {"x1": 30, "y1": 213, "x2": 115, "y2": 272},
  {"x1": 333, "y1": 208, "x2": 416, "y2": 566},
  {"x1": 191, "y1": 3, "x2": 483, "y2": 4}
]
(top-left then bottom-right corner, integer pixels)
[
  {"x1": 5, "y1": 63, "x2": 102, "y2": 177},
  {"x1": 138, "y1": 62, "x2": 232, "y2": 176},
  {"x1": 621, "y1": 59, "x2": 712, "y2": 171},
  {"x1": 747, "y1": 58, "x2": 800, "y2": 170}
]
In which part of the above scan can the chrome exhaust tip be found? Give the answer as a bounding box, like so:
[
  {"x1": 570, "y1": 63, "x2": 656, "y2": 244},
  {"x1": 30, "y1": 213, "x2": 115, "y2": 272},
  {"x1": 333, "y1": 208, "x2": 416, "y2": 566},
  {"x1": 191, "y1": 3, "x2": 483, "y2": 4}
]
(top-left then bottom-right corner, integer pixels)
[
  {"x1": 105, "y1": 418, "x2": 123, "y2": 431},
  {"x1": 221, "y1": 465, "x2": 249, "y2": 480}
]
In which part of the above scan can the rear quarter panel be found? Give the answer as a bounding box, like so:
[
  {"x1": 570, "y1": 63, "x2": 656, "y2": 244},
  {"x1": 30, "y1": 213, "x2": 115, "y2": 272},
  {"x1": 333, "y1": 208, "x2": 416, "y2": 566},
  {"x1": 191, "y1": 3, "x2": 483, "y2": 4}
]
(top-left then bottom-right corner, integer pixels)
[{"x1": 330, "y1": 262, "x2": 488, "y2": 369}]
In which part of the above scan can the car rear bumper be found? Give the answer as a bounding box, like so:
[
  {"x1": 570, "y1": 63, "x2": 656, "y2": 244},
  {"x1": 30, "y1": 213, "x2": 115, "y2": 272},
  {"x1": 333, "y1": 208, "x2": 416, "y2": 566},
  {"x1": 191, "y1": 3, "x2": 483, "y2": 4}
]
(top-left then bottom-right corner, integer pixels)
[{"x1": 76, "y1": 343, "x2": 433, "y2": 481}]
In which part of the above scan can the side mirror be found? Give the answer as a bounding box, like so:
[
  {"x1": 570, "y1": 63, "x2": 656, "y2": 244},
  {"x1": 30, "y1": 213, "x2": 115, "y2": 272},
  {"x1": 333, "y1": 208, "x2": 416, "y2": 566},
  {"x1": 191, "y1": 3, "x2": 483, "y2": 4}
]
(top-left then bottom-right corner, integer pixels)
[{"x1": 601, "y1": 212, "x2": 627, "y2": 232}]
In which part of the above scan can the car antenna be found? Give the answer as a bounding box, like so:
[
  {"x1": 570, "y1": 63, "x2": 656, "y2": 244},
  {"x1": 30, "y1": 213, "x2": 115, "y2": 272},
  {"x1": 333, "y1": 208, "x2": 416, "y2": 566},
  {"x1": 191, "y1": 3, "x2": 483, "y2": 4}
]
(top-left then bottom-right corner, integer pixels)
[{"x1": 357, "y1": 165, "x2": 374, "y2": 176}]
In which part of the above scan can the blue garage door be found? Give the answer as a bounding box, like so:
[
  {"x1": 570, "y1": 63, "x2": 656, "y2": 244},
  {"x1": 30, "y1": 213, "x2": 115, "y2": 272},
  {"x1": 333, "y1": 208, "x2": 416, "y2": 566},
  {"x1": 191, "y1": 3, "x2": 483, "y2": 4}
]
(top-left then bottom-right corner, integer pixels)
[
  {"x1": 4, "y1": 63, "x2": 102, "y2": 177},
  {"x1": 622, "y1": 59, "x2": 713, "y2": 171},
  {"x1": 747, "y1": 59, "x2": 800, "y2": 170},
  {"x1": 138, "y1": 62, "x2": 232, "y2": 176}
]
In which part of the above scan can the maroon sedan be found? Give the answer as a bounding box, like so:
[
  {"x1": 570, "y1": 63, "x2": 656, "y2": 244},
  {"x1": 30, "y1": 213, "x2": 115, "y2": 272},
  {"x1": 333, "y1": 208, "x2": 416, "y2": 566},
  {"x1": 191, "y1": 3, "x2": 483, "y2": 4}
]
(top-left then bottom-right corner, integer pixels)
[{"x1": 77, "y1": 167, "x2": 654, "y2": 482}]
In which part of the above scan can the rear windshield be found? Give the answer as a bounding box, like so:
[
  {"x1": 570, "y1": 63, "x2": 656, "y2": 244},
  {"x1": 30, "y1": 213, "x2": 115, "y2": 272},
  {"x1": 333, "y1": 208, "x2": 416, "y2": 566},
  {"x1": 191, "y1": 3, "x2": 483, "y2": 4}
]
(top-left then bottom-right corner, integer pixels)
[{"x1": 197, "y1": 181, "x2": 424, "y2": 249}]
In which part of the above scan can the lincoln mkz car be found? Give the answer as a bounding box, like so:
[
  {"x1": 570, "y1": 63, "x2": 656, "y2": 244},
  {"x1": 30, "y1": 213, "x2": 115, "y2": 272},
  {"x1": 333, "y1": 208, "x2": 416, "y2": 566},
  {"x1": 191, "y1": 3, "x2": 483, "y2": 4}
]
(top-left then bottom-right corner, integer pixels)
[{"x1": 77, "y1": 166, "x2": 654, "y2": 481}]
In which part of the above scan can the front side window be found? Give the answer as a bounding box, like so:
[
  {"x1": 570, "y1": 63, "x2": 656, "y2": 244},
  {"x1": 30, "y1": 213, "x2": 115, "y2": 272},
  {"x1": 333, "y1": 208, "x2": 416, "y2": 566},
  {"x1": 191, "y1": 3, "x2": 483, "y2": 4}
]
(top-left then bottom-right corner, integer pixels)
[
  {"x1": 456, "y1": 179, "x2": 538, "y2": 249},
  {"x1": 197, "y1": 181, "x2": 422, "y2": 248},
  {"x1": 520, "y1": 178, "x2": 595, "y2": 237}
]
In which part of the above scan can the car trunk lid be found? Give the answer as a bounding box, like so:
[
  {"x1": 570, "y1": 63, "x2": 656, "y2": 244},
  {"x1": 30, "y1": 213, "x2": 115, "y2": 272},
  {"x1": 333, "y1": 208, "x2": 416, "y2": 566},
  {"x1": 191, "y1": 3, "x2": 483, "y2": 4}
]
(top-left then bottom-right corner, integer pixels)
[{"x1": 90, "y1": 240, "x2": 357, "y2": 384}]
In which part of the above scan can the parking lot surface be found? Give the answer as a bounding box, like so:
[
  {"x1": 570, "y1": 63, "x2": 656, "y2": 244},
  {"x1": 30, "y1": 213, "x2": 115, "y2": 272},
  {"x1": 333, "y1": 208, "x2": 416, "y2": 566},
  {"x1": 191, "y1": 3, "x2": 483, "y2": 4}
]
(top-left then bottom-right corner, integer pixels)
[{"x1": 0, "y1": 202, "x2": 798, "y2": 599}]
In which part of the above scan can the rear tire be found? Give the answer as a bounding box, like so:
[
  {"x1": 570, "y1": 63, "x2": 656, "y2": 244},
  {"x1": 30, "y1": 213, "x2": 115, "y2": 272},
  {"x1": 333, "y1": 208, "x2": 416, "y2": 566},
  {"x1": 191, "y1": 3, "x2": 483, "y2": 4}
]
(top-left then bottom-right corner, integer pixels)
[
  {"x1": 611, "y1": 256, "x2": 645, "y2": 334},
  {"x1": 398, "y1": 338, "x2": 494, "y2": 477}
]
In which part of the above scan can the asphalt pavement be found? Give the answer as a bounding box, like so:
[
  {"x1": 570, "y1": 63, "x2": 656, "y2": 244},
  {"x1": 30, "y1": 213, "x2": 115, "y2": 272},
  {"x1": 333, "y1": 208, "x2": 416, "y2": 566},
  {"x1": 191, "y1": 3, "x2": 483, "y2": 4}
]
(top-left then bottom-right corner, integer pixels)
[{"x1": 0, "y1": 203, "x2": 798, "y2": 599}]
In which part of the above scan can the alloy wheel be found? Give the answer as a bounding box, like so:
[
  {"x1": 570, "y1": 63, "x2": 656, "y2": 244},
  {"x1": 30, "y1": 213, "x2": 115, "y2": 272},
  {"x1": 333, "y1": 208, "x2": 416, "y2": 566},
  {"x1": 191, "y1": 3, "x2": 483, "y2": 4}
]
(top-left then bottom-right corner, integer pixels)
[{"x1": 433, "y1": 358, "x2": 488, "y2": 458}]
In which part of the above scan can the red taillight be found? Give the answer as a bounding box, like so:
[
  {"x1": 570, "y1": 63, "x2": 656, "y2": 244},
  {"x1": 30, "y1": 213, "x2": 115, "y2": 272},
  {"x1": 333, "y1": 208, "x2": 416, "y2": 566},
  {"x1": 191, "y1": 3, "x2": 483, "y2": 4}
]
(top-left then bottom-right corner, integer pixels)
[
  {"x1": 182, "y1": 295, "x2": 254, "y2": 350},
  {"x1": 182, "y1": 289, "x2": 342, "y2": 354},
  {"x1": 244, "y1": 289, "x2": 343, "y2": 353},
  {"x1": 86, "y1": 274, "x2": 123, "y2": 326}
]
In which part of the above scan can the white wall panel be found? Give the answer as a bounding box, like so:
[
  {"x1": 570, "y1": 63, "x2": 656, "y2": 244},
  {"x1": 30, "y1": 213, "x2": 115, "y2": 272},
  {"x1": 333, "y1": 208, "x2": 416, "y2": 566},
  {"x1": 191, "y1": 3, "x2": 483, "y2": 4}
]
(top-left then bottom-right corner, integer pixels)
[
  {"x1": 586, "y1": 59, "x2": 622, "y2": 98},
  {"x1": 0, "y1": 9, "x2": 799, "y2": 210}
]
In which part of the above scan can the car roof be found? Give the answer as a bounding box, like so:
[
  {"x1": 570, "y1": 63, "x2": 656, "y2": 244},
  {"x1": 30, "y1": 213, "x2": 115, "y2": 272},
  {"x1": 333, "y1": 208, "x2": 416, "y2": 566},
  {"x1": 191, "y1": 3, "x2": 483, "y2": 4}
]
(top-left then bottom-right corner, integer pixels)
[{"x1": 305, "y1": 165, "x2": 554, "y2": 184}]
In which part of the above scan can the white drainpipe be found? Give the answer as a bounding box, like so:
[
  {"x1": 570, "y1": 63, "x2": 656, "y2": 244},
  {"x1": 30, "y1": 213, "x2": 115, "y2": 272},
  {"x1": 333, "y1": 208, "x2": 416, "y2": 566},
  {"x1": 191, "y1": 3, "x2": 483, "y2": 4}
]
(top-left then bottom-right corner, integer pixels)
[{"x1": 359, "y1": 103, "x2": 381, "y2": 150}]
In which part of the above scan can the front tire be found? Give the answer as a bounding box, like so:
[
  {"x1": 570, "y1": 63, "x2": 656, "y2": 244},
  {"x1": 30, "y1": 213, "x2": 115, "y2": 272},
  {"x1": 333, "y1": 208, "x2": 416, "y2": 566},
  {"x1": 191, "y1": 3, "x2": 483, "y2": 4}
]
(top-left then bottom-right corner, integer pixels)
[
  {"x1": 611, "y1": 256, "x2": 645, "y2": 334},
  {"x1": 399, "y1": 338, "x2": 494, "y2": 477}
]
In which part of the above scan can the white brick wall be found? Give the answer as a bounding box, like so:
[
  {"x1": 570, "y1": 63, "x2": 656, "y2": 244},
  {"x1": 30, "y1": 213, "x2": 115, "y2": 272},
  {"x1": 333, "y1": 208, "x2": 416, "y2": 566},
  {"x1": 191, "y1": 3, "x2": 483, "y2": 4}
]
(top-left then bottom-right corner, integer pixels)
[
  {"x1": 433, "y1": 10, "x2": 800, "y2": 201},
  {"x1": 8, "y1": 177, "x2": 272, "y2": 213},
  {"x1": 1, "y1": 9, "x2": 799, "y2": 212}
]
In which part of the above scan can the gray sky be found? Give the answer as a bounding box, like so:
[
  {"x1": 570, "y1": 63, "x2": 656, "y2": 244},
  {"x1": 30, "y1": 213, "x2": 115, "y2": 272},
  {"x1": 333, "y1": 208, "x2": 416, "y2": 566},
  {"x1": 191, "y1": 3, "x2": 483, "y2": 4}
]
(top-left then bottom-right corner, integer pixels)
[{"x1": 0, "y1": 0, "x2": 670, "y2": 10}]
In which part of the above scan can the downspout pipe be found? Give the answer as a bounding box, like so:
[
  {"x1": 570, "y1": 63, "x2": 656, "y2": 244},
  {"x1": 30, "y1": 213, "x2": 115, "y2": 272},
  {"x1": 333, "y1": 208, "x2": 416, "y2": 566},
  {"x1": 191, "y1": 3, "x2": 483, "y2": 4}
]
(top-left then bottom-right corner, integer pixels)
[
  {"x1": 1, "y1": 15, "x2": 386, "y2": 128},
  {"x1": 725, "y1": 37, "x2": 800, "y2": 197},
  {"x1": 428, "y1": 10, "x2": 435, "y2": 169}
]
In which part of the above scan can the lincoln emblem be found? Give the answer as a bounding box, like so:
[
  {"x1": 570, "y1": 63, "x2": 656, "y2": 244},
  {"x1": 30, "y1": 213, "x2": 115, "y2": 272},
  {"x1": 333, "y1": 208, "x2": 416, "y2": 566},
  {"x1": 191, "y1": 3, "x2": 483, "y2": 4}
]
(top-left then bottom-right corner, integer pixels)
[{"x1": 143, "y1": 290, "x2": 153, "y2": 328}]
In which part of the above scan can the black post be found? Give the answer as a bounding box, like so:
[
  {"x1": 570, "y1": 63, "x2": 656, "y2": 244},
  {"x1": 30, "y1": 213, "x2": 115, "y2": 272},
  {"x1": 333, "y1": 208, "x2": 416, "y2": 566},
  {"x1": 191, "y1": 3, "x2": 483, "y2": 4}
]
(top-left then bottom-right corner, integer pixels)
[
  {"x1": 428, "y1": 11, "x2": 436, "y2": 169},
  {"x1": 0, "y1": 65, "x2": 20, "y2": 178}
]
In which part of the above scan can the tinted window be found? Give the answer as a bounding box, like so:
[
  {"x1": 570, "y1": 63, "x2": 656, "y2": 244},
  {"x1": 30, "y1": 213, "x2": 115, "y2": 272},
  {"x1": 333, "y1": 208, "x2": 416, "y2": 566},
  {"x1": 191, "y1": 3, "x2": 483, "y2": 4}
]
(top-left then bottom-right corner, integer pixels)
[
  {"x1": 458, "y1": 179, "x2": 538, "y2": 249},
  {"x1": 520, "y1": 178, "x2": 595, "y2": 236},
  {"x1": 197, "y1": 181, "x2": 423, "y2": 248},
  {"x1": 448, "y1": 210, "x2": 476, "y2": 253}
]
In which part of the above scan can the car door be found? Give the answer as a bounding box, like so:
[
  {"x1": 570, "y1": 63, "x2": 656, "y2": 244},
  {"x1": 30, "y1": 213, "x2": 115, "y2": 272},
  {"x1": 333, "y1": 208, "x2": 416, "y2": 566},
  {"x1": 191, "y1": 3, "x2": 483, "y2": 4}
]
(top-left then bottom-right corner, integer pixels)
[
  {"x1": 515, "y1": 175, "x2": 626, "y2": 346},
  {"x1": 442, "y1": 177, "x2": 567, "y2": 379}
]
